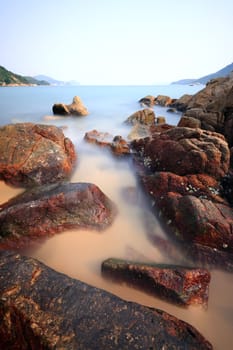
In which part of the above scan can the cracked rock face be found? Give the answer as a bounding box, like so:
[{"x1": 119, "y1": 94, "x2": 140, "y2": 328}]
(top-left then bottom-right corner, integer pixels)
[{"x1": 0, "y1": 123, "x2": 76, "y2": 187}]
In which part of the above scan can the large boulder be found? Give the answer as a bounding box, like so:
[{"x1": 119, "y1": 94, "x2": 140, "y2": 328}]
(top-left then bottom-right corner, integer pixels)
[
  {"x1": 131, "y1": 127, "x2": 230, "y2": 179},
  {"x1": 0, "y1": 123, "x2": 76, "y2": 187},
  {"x1": 0, "y1": 182, "x2": 117, "y2": 249},
  {"x1": 53, "y1": 96, "x2": 88, "y2": 116},
  {"x1": 0, "y1": 251, "x2": 213, "y2": 349}
]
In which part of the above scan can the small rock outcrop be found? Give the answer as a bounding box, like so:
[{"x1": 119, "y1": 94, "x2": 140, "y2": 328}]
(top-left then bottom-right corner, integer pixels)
[
  {"x1": 0, "y1": 182, "x2": 117, "y2": 249},
  {"x1": 84, "y1": 129, "x2": 130, "y2": 156},
  {"x1": 52, "y1": 96, "x2": 88, "y2": 116},
  {"x1": 154, "y1": 94, "x2": 173, "y2": 106},
  {"x1": 138, "y1": 95, "x2": 155, "y2": 107},
  {"x1": 125, "y1": 108, "x2": 156, "y2": 125},
  {"x1": 0, "y1": 123, "x2": 76, "y2": 187},
  {"x1": 102, "y1": 258, "x2": 211, "y2": 307},
  {"x1": 0, "y1": 251, "x2": 213, "y2": 349}
]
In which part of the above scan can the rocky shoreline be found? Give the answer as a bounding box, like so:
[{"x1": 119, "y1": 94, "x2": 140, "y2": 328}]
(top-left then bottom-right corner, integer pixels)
[{"x1": 0, "y1": 74, "x2": 233, "y2": 348}]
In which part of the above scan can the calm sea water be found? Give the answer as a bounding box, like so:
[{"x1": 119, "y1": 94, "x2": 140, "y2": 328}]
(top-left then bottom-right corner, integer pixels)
[{"x1": 1, "y1": 84, "x2": 233, "y2": 349}]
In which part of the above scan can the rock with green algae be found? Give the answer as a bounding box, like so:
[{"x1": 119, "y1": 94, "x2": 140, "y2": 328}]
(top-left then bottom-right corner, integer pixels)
[{"x1": 0, "y1": 251, "x2": 212, "y2": 350}]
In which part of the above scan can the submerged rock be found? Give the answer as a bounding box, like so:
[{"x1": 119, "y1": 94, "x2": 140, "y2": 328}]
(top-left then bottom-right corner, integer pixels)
[
  {"x1": 0, "y1": 123, "x2": 76, "y2": 187},
  {"x1": 52, "y1": 96, "x2": 88, "y2": 116},
  {"x1": 102, "y1": 258, "x2": 211, "y2": 307},
  {"x1": 0, "y1": 182, "x2": 117, "y2": 249},
  {"x1": 0, "y1": 251, "x2": 213, "y2": 349}
]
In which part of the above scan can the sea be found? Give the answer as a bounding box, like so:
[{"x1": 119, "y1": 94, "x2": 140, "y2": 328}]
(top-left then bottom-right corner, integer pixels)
[{"x1": 1, "y1": 84, "x2": 233, "y2": 349}]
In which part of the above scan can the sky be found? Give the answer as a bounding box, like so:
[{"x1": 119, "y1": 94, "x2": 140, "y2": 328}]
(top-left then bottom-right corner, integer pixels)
[{"x1": 1, "y1": 0, "x2": 233, "y2": 85}]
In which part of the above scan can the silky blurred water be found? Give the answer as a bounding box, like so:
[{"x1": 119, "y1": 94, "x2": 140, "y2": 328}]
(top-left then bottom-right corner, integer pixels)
[{"x1": 1, "y1": 84, "x2": 233, "y2": 349}]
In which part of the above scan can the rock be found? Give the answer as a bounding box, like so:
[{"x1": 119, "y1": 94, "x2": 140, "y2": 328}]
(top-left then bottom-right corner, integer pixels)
[
  {"x1": 178, "y1": 115, "x2": 201, "y2": 128},
  {"x1": 124, "y1": 109, "x2": 155, "y2": 125},
  {"x1": 0, "y1": 251, "x2": 213, "y2": 349},
  {"x1": 84, "y1": 129, "x2": 113, "y2": 147},
  {"x1": 127, "y1": 123, "x2": 151, "y2": 140},
  {"x1": 156, "y1": 116, "x2": 166, "y2": 124},
  {"x1": 84, "y1": 130, "x2": 130, "y2": 156},
  {"x1": 141, "y1": 172, "x2": 225, "y2": 205},
  {"x1": 167, "y1": 108, "x2": 177, "y2": 113},
  {"x1": 53, "y1": 96, "x2": 88, "y2": 116},
  {"x1": 131, "y1": 127, "x2": 230, "y2": 179},
  {"x1": 175, "y1": 75, "x2": 233, "y2": 144},
  {"x1": 0, "y1": 182, "x2": 117, "y2": 249},
  {"x1": 169, "y1": 94, "x2": 193, "y2": 112},
  {"x1": 147, "y1": 234, "x2": 233, "y2": 272},
  {"x1": 138, "y1": 95, "x2": 155, "y2": 107},
  {"x1": 188, "y1": 77, "x2": 233, "y2": 112},
  {"x1": 111, "y1": 135, "x2": 130, "y2": 156},
  {"x1": 154, "y1": 94, "x2": 173, "y2": 106},
  {"x1": 102, "y1": 258, "x2": 211, "y2": 307},
  {"x1": 184, "y1": 109, "x2": 224, "y2": 132},
  {"x1": 140, "y1": 171, "x2": 233, "y2": 253},
  {"x1": 160, "y1": 193, "x2": 233, "y2": 253},
  {"x1": 0, "y1": 123, "x2": 76, "y2": 187}
]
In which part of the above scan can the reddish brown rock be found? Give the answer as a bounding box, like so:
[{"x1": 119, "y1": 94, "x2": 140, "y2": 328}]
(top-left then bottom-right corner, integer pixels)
[
  {"x1": 111, "y1": 135, "x2": 130, "y2": 156},
  {"x1": 142, "y1": 172, "x2": 225, "y2": 205},
  {"x1": 0, "y1": 123, "x2": 76, "y2": 187},
  {"x1": 169, "y1": 94, "x2": 193, "y2": 112},
  {"x1": 102, "y1": 258, "x2": 211, "y2": 307},
  {"x1": 154, "y1": 94, "x2": 173, "y2": 106},
  {"x1": 125, "y1": 108, "x2": 155, "y2": 125},
  {"x1": 160, "y1": 193, "x2": 233, "y2": 253},
  {"x1": 0, "y1": 182, "x2": 117, "y2": 249},
  {"x1": 138, "y1": 95, "x2": 155, "y2": 107},
  {"x1": 84, "y1": 129, "x2": 113, "y2": 147},
  {"x1": 0, "y1": 251, "x2": 212, "y2": 350},
  {"x1": 52, "y1": 96, "x2": 88, "y2": 116},
  {"x1": 131, "y1": 127, "x2": 230, "y2": 179},
  {"x1": 84, "y1": 130, "x2": 130, "y2": 156},
  {"x1": 178, "y1": 115, "x2": 202, "y2": 128}
]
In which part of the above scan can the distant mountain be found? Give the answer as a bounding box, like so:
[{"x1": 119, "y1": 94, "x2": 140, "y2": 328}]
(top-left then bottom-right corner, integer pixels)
[
  {"x1": 34, "y1": 75, "x2": 65, "y2": 85},
  {"x1": 0, "y1": 66, "x2": 49, "y2": 86},
  {"x1": 172, "y1": 62, "x2": 233, "y2": 85},
  {"x1": 34, "y1": 75, "x2": 80, "y2": 86}
]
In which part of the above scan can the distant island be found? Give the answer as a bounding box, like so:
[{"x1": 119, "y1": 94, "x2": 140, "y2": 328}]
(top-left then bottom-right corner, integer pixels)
[
  {"x1": 0, "y1": 66, "x2": 50, "y2": 86},
  {"x1": 0, "y1": 66, "x2": 80, "y2": 86},
  {"x1": 171, "y1": 62, "x2": 233, "y2": 85}
]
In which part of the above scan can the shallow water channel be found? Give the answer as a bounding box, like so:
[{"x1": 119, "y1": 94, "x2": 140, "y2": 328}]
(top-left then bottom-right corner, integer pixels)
[{"x1": 1, "y1": 131, "x2": 233, "y2": 350}]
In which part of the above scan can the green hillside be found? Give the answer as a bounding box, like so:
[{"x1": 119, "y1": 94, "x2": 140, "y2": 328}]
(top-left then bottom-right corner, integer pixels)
[{"x1": 0, "y1": 66, "x2": 49, "y2": 86}]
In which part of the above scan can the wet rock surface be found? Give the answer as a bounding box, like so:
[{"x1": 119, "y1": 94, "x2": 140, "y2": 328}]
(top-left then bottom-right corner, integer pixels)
[
  {"x1": 0, "y1": 182, "x2": 117, "y2": 249},
  {"x1": 102, "y1": 258, "x2": 211, "y2": 307},
  {"x1": 131, "y1": 127, "x2": 230, "y2": 179},
  {"x1": 0, "y1": 251, "x2": 213, "y2": 350},
  {"x1": 52, "y1": 96, "x2": 88, "y2": 116},
  {"x1": 84, "y1": 129, "x2": 130, "y2": 156},
  {"x1": 0, "y1": 123, "x2": 76, "y2": 187}
]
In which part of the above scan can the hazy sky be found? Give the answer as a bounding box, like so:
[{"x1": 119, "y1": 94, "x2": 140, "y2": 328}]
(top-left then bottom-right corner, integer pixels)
[{"x1": 1, "y1": 0, "x2": 233, "y2": 84}]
